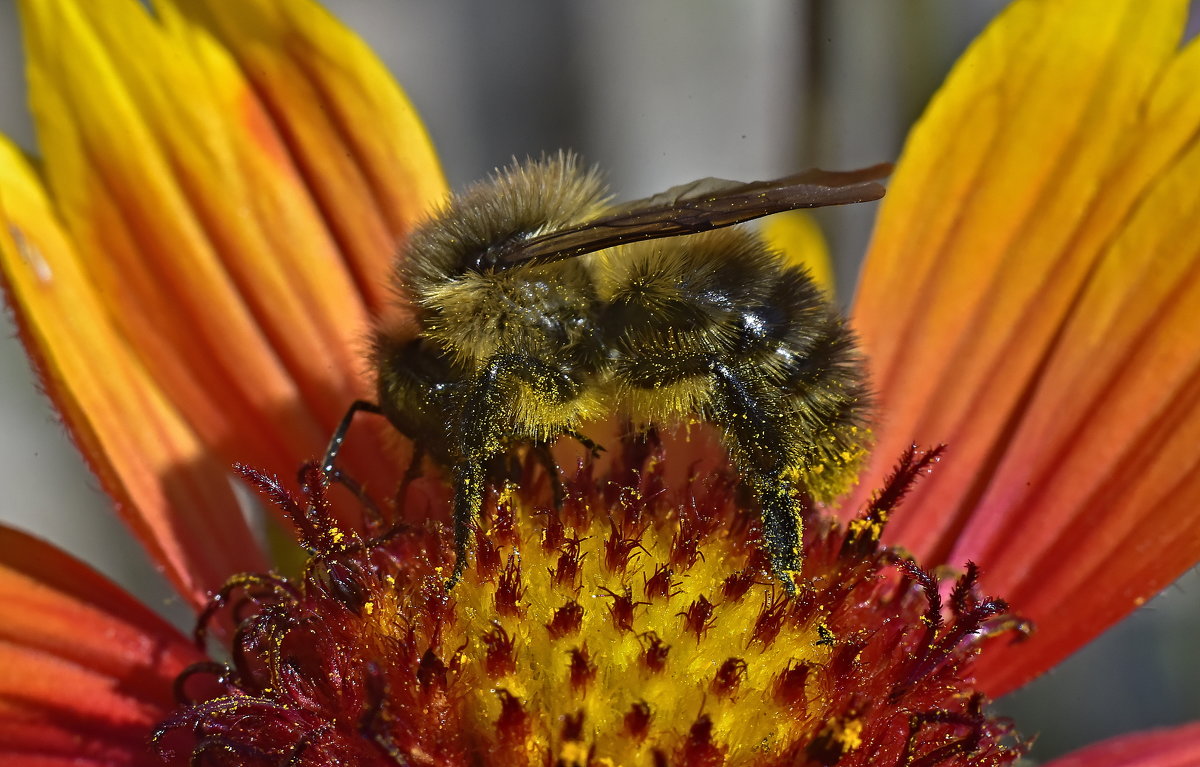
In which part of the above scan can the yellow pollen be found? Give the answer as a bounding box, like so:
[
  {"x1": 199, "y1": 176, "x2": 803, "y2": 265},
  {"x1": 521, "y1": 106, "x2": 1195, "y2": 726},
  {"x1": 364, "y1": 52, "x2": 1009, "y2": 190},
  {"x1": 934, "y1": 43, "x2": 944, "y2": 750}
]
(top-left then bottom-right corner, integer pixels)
[
  {"x1": 834, "y1": 718, "x2": 864, "y2": 751},
  {"x1": 434, "y1": 484, "x2": 834, "y2": 764},
  {"x1": 164, "y1": 448, "x2": 1023, "y2": 765},
  {"x1": 558, "y1": 742, "x2": 589, "y2": 765},
  {"x1": 847, "y1": 516, "x2": 884, "y2": 541}
]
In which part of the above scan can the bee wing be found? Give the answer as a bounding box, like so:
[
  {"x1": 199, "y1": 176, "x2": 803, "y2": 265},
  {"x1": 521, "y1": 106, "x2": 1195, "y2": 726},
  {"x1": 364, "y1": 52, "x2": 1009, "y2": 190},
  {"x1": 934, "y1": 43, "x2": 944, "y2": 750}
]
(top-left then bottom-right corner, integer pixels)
[{"x1": 492, "y1": 163, "x2": 892, "y2": 270}]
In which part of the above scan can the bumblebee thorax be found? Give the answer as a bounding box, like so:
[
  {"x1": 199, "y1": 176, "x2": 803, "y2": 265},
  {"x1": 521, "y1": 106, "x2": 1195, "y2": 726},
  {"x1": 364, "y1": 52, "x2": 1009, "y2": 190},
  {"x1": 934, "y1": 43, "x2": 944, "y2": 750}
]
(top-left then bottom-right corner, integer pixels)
[{"x1": 416, "y1": 260, "x2": 598, "y2": 369}]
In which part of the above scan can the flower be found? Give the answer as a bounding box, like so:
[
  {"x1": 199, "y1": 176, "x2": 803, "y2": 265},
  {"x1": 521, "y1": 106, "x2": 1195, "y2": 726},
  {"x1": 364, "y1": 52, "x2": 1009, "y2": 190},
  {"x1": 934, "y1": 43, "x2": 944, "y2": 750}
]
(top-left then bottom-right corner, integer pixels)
[
  {"x1": 149, "y1": 449, "x2": 1029, "y2": 767},
  {"x1": 1, "y1": 0, "x2": 1198, "y2": 766}
]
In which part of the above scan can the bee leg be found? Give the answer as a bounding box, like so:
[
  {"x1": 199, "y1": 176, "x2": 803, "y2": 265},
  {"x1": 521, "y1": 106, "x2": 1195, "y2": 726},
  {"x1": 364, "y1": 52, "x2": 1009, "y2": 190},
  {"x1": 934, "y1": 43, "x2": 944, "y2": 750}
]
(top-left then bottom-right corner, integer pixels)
[
  {"x1": 708, "y1": 361, "x2": 803, "y2": 594},
  {"x1": 564, "y1": 429, "x2": 606, "y2": 458},
  {"x1": 612, "y1": 422, "x2": 661, "y2": 487},
  {"x1": 403, "y1": 444, "x2": 426, "y2": 485},
  {"x1": 312, "y1": 400, "x2": 388, "y2": 531},
  {"x1": 321, "y1": 399, "x2": 384, "y2": 480},
  {"x1": 444, "y1": 353, "x2": 583, "y2": 589},
  {"x1": 749, "y1": 475, "x2": 805, "y2": 595},
  {"x1": 395, "y1": 444, "x2": 427, "y2": 514},
  {"x1": 531, "y1": 443, "x2": 566, "y2": 510},
  {"x1": 336, "y1": 470, "x2": 386, "y2": 535},
  {"x1": 445, "y1": 460, "x2": 485, "y2": 589}
]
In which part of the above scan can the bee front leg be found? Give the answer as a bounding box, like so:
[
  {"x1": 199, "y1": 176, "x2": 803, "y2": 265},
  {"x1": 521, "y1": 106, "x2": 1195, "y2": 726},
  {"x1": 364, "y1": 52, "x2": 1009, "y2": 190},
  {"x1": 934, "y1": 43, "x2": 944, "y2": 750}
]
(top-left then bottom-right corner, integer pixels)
[
  {"x1": 446, "y1": 460, "x2": 486, "y2": 588},
  {"x1": 530, "y1": 443, "x2": 566, "y2": 510},
  {"x1": 444, "y1": 353, "x2": 585, "y2": 588},
  {"x1": 321, "y1": 399, "x2": 384, "y2": 478}
]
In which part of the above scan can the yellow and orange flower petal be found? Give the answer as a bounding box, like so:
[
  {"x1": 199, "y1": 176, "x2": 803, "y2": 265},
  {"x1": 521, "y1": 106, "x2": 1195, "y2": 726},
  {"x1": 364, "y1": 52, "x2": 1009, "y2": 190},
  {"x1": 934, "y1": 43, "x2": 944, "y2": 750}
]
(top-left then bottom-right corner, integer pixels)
[
  {"x1": 11, "y1": 0, "x2": 447, "y2": 539},
  {"x1": 0, "y1": 526, "x2": 202, "y2": 765},
  {"x1": 0, "y1": 137, "x2": 264, "y2": 603},
  {"x1": 1043, "y1": 722, "x2": 1200, "y2": 767},
  {"x1": 849, "y1": 0, "x2": 1200, "y2": 695},
  {"x1": 169, "y1": 0, "x2": 449, "y2": 314}
]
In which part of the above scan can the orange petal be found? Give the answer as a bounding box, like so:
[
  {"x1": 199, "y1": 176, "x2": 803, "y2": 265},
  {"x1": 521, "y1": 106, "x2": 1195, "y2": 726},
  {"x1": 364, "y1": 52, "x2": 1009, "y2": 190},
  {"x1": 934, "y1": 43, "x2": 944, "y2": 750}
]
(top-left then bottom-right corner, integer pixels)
[
  {"x1": 1044, "y1": 722, "x2": 1200, "y2": 767},
  {"x1": 0, "y1": 526, "x2": 201, "y2": 766},
  {"x1": 848, "y1": 0, "x2": 1200, "y2": 694},
  {"x1": 168, "y1": 0, "x2": 449, "y2": 313},
  {"x1": 17, "y1": 0, "x2": 445, "y2": 501},
  {"x1": 0, "y1": 137, "x2": 265, "y2": 604}
]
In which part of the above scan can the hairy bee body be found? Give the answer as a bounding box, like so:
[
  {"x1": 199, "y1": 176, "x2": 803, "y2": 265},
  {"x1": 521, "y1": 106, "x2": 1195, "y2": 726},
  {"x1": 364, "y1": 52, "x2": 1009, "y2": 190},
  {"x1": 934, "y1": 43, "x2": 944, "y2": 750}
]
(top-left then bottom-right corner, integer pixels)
[
  {"x1": 363, "y1": 154, "x2": 882, "y2": 590},
  {"x1": 597, "y1": 231, "x2": 866, "y2": 497},
  {"x1": 375, "y1": 161, "x2": 610, "y2": 461}
]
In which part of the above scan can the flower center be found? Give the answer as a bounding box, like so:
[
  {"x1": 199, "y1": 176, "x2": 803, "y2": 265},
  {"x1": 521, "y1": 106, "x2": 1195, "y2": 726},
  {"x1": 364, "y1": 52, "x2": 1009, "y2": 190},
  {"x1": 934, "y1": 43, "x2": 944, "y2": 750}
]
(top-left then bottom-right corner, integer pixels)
[
  {"x1": 432, "y1": 481, "x2": 840, "y2": 765},
  {"x1": 154, "y1": 441, "x2": 1027, "y2": 767}
]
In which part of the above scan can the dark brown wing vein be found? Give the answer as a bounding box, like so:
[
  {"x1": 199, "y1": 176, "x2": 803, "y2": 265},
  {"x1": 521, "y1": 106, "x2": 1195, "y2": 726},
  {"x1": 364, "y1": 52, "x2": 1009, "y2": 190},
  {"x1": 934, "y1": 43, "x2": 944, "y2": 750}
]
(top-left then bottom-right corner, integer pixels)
[{"x1": 490, "y1": 163, "x2": 893, "y2": 270}]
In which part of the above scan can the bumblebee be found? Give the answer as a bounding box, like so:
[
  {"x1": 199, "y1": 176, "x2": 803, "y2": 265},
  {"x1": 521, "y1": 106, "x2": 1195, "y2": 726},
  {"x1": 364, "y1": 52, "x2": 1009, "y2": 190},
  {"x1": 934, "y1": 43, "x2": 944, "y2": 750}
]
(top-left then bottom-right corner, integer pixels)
[{"x1": 325, "y1": 153, "x2": 886, "y2": 591}]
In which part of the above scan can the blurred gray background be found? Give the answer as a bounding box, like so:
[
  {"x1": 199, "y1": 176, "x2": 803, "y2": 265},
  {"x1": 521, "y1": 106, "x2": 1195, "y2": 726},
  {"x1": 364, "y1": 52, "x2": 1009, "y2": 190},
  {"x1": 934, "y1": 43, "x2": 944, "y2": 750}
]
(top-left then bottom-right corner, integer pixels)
[{"x1": 0, "y1": 1, "x2": 1196, "y2": 762}]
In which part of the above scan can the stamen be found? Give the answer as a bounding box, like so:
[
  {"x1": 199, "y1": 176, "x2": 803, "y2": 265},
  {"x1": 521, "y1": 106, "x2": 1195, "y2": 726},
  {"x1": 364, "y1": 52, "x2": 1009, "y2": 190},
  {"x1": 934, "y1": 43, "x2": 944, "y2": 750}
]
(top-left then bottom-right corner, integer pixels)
[{"x1": 158, "y1": 447, "x2": 1028, "y2": 766}]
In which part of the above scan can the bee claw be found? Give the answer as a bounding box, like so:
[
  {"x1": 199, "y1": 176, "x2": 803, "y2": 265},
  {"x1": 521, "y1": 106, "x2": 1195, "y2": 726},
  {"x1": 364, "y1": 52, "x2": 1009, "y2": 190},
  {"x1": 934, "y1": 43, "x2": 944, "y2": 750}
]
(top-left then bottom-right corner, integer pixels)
[
  {"x1": 565, "y1": 429, "x2": 605, "y2": 458},
  {"x1": 771, "y1": 562, "x2": 801, "y2": 596}
]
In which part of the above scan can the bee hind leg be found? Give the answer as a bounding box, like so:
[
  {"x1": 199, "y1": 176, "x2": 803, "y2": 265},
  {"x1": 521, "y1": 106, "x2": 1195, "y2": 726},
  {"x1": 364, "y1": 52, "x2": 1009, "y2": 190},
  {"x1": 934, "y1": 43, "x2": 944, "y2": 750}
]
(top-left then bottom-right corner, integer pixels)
[
  {"x1": 750, "y1": 475, "x2": 805, "y2": 595},
  {"x1": 564, "y1": 429, "x2": 606, "y2": 458},
  {"x1": 708, "y1": 361, "x2": 804, "y2": 595},
  {"x1": 393, "y1": 444, "x2": 428, "y2": 517}
]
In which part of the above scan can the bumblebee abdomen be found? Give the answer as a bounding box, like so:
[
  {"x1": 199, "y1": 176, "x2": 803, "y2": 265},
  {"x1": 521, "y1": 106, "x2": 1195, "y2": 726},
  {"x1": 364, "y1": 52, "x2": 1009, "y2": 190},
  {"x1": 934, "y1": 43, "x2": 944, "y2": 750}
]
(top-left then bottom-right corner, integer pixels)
[
  {"x1": 596, "y1": 227, "x2": 869, "y2": 498},
  {"x1": 596, "y1": 230, "x2": 766, "y2": 417}
]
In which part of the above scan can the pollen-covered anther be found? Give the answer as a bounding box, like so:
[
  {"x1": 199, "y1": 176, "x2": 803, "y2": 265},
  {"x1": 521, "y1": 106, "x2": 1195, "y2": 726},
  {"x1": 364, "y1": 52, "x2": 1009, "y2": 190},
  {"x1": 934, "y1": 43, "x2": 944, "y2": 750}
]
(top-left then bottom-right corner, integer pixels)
[
  {"x1": 417, "y1": 648, "x2": 449, "y2": 693},
  {"x1": 567, "y1": 646, "x2": 597, "y2": 692},
  {"x1": 475, "y1": 529, "x2": 502, "y2": 580},
  {"x1": 773, "y1": 660, "x2": 811, "y2": 710},
  {"x1": 679, "y1": 714, "x2": 726, "y2": 767},
  {"x1": 561, "y1": 710, "x2": 586, "y2": 743},
  {"x1": 668, "y1": 525, "x2": 702, "y2": 572},
  {"x1": 540, "y1": 514, "x2": 566, "y2": 552},
  {"x1": 751, "y1": 591, "x2": 791, "y2": 649},
  {"x1": 678, "y1": 594, "x2": 717, "y2": 640},
  {"x1": 494, "y1": 552, "x2": 525, "y2": 616},
  {"x1": 551, "y1": 534, "x2": 584, "y2": 589},
  {"x1": 483, "y1": 622, "x2": 517, "y2": 677},
  {"x1": 720, "y1": 568, "x2": 756, "y2": 602},
  {"x1": 492, "y1": 487, "x2": 519, "y2": 543},
  {"x1": 160, "y1": 449, "x2": 1028, "y2": 767},
  {"x1": 624, "y1": 701, "x2": 653, "y2": 741},
  {"x1": 547, "y1": 600, "x2": 584, "y2": 639},
  {"x1": 495, "y1": 689, "x2": 532, "y2": 748},
  {"x1": 604, "y1": 518, "x2": 646, "y2": 573},
  {"x1": 639, "y1": 631, "x2": 671, "y2": 674},
  {"x1": 600, "y1": 585, "x2": 645, "y2": 632},
  {"x1": 710, "y1": 657, "x2": 748, "y2": 699},
  {"x1": 643, "y1": 563, "x2": 677, "y2": 600}
]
